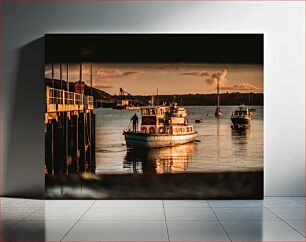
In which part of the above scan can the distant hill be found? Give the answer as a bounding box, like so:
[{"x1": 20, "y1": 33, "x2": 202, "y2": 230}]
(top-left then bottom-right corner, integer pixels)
[{"x1": 117, "y1": 93, "x2": 264, "y2": 106}]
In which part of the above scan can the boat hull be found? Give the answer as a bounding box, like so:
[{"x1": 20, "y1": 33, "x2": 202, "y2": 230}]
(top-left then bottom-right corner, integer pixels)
[{"x1": 124, "y1": 132, "x2": 197, "y2": 149}]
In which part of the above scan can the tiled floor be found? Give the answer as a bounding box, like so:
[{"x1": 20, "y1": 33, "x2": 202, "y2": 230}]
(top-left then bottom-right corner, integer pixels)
[{"x1": 0, "y1": 197, "x2": 304, "y2": 241}]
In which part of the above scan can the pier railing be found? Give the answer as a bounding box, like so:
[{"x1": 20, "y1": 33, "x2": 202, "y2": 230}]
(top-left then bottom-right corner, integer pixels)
[{"x1": 46, "y1": 86, "x2": 94, "y2": 113}]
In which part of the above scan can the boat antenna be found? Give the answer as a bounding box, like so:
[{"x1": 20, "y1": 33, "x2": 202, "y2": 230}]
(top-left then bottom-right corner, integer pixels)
[{"x1": 156, "y1": 88, "x2": 159, "y2": 106}]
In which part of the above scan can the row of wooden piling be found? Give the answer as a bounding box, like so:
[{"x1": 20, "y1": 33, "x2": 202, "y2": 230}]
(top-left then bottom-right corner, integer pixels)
[{"x1": 45, "y1": 111, "x2": 95, "y2": 175}]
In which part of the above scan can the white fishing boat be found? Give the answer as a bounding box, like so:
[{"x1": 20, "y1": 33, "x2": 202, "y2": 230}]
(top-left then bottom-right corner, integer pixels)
[
  {"x1": 231, "y1": 105, "x2": 252, "y2": 129},
  {"x1": 123, "y1": 102, "x2": 197, "y2": 148}
]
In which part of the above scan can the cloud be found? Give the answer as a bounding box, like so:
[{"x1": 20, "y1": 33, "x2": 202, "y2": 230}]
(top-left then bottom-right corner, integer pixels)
[
  {"x1": 45, "y1": 64, "x2": 144, "y2": 83},
  {"x1": 179, "y1": 71, "x2": 210, "y2": 77},
  {"x1": 94, "y1": 84, "x2": 114, "y2": 89},
  {"x1": 179, "y1": 69, "x2": 228, "y2": 86},
  {"x1": 220, "y1": 83, "x2": 260, "y2": 92},
  {"x1": 121, "y1": 71, "x2": 143, "y2": 78},
  {"x1": 95, "y1": 68, "x2": 143, "y2": 79}
]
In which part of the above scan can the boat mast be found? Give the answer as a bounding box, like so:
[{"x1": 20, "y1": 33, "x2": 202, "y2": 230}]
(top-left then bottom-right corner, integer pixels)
[
  {"x1": 80, "y1": 62, "x2": 82, "y2": 82},
  {"x1": 51, "y1": 63, "x2": 54, "y2": 88},
  {"x1": 66, "y1": 63, "x2": 69, "y2": 92},
  {"x1": 60, "y1": 64, "x2": 62, "y2": 90},
  {"x1": 217, "y1": 78, "x2": 220, "y2": 109},
  {"x1": 248, "y1": 92, "x2": 251, "y2": 106},
  {"x1": 90, "y1": 62, "x2": 93, "y2": 96}
]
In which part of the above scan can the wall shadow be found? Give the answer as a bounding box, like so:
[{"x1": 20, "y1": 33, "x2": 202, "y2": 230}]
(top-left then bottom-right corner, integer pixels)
[{"x1": 4, "y1": 37, "x2": 45, "y2": 198}]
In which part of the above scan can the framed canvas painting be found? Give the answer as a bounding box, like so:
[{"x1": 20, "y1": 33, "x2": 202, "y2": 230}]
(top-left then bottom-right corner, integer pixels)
[{"x1": 45, "y1": 34, "x2": 263, "y2": 199}]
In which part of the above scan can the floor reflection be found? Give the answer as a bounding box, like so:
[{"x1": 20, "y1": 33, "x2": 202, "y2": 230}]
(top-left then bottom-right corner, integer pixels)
[
  {"x1": 123, "y1": 143, "x2": 196, "y2": 174},
  {"x1": 2, "y1": 198, "x2": 305, "y2": 241}
]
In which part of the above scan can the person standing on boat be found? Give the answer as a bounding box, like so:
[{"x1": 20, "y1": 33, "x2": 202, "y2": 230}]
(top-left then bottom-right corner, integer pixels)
[{"x1": 131, "y1": 113, "x2": 138, "y2": 132}]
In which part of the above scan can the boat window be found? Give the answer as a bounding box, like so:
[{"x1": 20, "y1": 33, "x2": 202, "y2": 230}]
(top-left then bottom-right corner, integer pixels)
[
  {"x1": 158, "y1": 118, "x2": 164, "y2": 124},
  {"x1": 142, "y1": 109, "x2": 149, "y2": 115},
  {"x1": 173, "y1": 128, "x2": 177, "y2": 134},
  {"x1": 142, "y1": 116, "x2": 156, "y2": 125},
  {"x1": 235, "y1": 111, "x2": 247, "y2": 115}
]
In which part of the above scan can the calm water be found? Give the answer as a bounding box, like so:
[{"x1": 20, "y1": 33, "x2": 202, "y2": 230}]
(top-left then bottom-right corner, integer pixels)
[{"x1": 94, "y1": 106, "x2": 263, "y2": 174}]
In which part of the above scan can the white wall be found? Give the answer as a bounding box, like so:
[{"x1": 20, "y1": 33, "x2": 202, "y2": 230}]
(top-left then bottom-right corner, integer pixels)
[{"x1": 1, "y1": 1, "x2": 305, "y2": 196}]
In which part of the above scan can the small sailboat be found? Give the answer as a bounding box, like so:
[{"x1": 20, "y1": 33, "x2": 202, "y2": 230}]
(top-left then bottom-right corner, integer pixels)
[
  {"x1": 231, "y1": 105, "x2": 252, "y2": 129},
  {"x1": 215, "y1": 78, "x2": 222, "y2": 118}
]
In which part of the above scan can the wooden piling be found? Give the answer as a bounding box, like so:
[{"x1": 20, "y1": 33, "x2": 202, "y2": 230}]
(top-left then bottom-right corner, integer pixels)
[
  {"x1": 91, "y1": 113, "x2": 96, "y2": 173},
  {"x1": 45, "y1": 121, "x2": 53, "y2": 174},
  {"x1": 67, "y1": 114, "x2": 77, "y2": 173},
  {"x1": 78, "y1": 112, "x2": 86, "y2": 172}
]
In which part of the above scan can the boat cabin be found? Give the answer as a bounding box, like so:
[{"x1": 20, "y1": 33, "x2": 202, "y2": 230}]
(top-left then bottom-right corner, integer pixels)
[
  {"x1": 232, "y1": 106, "x2": 252, "y2": 118},
  {"x1": 140, "y1": 104, "x2": 194, "y2": 135},
  {"x1": 141, "y1": 106, "x2": 169, "y2": 134}
]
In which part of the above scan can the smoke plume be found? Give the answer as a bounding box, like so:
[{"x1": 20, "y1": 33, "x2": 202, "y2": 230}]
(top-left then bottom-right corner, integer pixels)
[{"x1": 205, "y1": 69, "x2": 227, "y2": 85}]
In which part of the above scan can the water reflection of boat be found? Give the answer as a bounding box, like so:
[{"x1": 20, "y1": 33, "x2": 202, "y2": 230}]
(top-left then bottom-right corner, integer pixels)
[
  {"x1": 231, "y1": 105, "x2": 252, "y2": 129},
  {"x1": 231, "y1": 127, "x2": 250, "y2": 137},
  {"x1": 123, "y1": 143, "x2": 195, "y2": 174},
  {"x1": 123, "y1": 102, "x2": 197, "y2": 148},
  {"x1": 231, "y1": 127, "x2": 250, "y2": 157}
]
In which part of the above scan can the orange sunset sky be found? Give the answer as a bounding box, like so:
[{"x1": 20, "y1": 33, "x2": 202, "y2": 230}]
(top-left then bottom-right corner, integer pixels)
[{"x1": 45, "y1": 63, "x2": 263, "y2": 95}]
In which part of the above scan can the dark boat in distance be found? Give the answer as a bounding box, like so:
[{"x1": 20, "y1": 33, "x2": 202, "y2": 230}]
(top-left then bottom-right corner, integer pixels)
[
  {"x1": 195, "y1": 118, "x2": 204, "y2": 123},
  {"x1": 231, "y1": 105, "x2": 252, "y2": 129}
]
